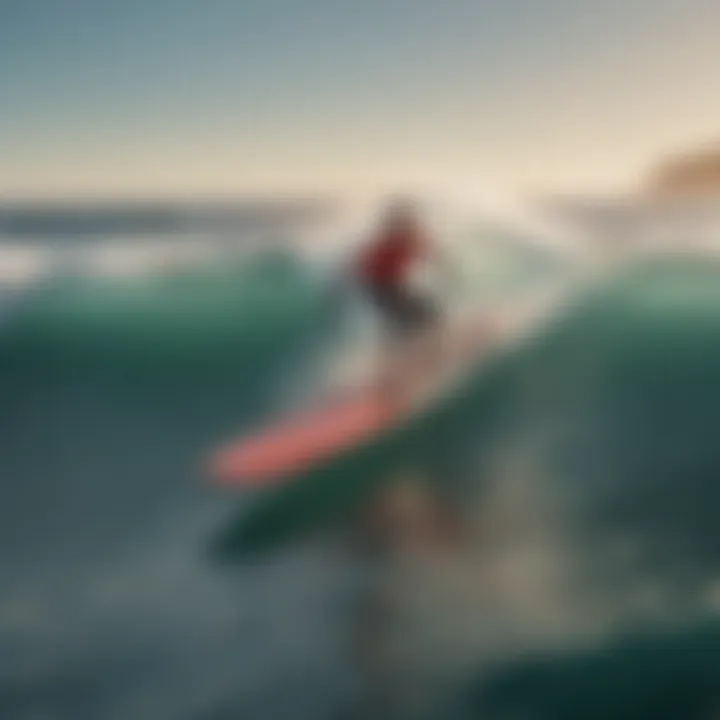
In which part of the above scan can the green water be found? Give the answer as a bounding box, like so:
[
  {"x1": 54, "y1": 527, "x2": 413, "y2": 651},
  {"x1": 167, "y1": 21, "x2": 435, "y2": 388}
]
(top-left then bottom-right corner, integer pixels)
[{"x1": 4, "y1": 253, "x2": 720, "y2": 719}]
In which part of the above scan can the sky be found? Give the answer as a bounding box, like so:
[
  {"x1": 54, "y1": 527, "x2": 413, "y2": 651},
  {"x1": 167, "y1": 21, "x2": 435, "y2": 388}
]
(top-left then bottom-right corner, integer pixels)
[{"x1": 2, "y1": 0, "x2": 720, "y2": 200}]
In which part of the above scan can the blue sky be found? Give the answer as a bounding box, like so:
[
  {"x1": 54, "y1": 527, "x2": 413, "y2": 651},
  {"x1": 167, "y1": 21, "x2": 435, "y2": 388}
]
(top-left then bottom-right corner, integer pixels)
[{"x1": 2, "y1": 0, "x2": 720, "y2": 198}]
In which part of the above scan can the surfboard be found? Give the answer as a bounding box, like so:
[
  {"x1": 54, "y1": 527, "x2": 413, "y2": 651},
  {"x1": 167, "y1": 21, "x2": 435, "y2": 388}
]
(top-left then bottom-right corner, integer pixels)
[
  {"x1": 209, "y1": 393, "x2": 394, "y2": 487},
  {"x1": 206, "y1": 284, "x2": 579, "y2": 561},
  {"x1": 207, "y1": 313, "x2": 497, "y2": 489}
]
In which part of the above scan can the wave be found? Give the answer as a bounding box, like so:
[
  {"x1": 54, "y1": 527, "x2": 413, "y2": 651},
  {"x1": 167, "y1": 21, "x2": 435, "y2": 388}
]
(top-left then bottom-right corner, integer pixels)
[{"x1": 8, "y1": 211, "x2": 688, "y2": 719}]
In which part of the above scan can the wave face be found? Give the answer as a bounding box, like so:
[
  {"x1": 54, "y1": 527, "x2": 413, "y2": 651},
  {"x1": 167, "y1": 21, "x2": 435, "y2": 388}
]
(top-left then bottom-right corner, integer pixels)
[
  {"x1": 345, "y1": 258, "x2": 720, "y2": 719},
  {"x1": 2, "y1": 205, "x2": 720, "y2": 720}
]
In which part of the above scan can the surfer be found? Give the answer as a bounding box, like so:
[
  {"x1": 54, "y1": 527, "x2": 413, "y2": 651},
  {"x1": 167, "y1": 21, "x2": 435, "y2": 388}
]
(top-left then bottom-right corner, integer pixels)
[{"x1": 354, "y1": 200, "x2": 444, "y2": 403}]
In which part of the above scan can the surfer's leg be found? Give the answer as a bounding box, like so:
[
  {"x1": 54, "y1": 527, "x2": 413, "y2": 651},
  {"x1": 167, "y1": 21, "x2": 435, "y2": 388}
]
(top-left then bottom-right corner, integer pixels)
[
  {"x1": 371, "y1": 285, "x2": 441, "y2": 408},
  {"x1": 416, "y1": 296, "x2": 443, "y2": 367},
  {"x1": 372, "y1": 286, "x2": 415, "y2": 407},
  {"x1": 395, "y1": 291, "x2": 444, "y2": 397},
  {"x1": 362, "y1": 284, "x2": 394, "y2": 400}
]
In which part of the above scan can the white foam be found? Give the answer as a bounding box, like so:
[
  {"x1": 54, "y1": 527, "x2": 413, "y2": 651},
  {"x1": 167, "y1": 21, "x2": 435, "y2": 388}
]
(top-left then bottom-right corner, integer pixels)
[
  {"x1": 0, "y1": 234, "x2": 248, "y2": 291},
  {"x1": 0, "y1": 243, "x2": 54, "y2": 288},
  {"x1": 76, "y1": 237, "x2": 219, "y2": 278}
]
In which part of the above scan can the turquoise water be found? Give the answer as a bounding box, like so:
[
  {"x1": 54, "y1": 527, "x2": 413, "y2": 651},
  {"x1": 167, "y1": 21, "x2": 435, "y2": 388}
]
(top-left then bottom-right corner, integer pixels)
[{"x1": 2, "y1": 242, "x2": 720, "y2": 719}]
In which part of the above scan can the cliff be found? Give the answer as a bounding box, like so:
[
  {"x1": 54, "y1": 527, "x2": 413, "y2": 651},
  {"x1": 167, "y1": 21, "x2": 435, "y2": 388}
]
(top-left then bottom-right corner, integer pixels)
[{"x1": 647, "y1": 146, "x2": 720, "y2": 197}]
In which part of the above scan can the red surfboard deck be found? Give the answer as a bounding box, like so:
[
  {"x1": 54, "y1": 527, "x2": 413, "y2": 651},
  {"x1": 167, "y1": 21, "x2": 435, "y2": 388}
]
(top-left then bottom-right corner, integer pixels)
[
  {"x1": 208, "y1": 314, "x2": 500, "y2": 489},
  {"x1": 209, "y1": 393, "x2": 397, "y2": 487}
]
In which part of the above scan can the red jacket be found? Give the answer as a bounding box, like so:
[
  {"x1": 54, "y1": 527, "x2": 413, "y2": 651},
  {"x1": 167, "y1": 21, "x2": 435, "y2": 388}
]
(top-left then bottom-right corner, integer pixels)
[{"x1": 357, "y1": 231, "x2": 424, "y2": 287}]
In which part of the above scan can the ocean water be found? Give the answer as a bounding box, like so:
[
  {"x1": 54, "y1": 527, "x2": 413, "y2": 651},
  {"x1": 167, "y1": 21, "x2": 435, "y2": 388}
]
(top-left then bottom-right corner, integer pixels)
[{"x1": 1, "y1": 207, "x2": 720, "y2": 719}]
